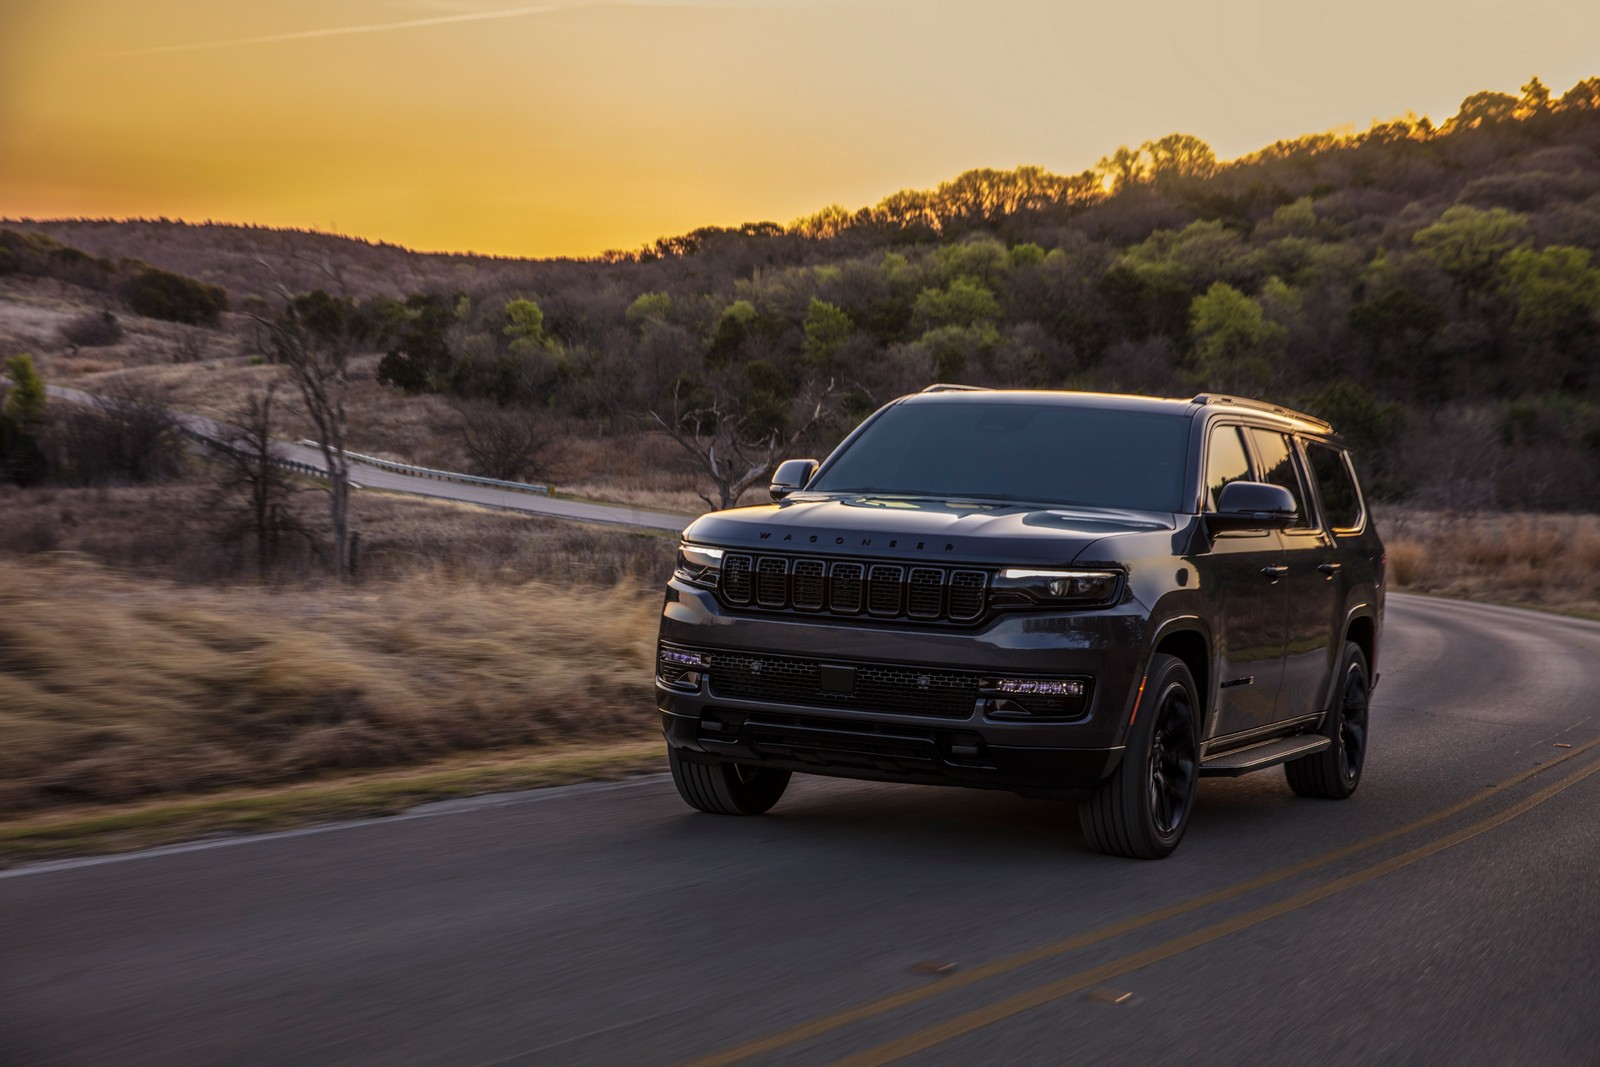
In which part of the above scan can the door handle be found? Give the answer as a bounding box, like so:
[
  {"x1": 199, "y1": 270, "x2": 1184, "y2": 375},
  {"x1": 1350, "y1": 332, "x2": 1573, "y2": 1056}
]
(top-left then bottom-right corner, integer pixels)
[
  {"x1": 1317, "y1": 562, "x2": 1343, "y2": 580},
  {"x1": 1261, "y1": 565, "x2": 1289, "y2": 581}
]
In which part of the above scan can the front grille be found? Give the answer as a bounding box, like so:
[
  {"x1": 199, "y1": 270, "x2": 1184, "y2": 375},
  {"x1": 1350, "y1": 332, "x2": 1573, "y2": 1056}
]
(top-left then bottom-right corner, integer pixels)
[
  {"x1": 719, "y1": 553, "x2": 988, "y2": 624},
  {"x1": 705, "y1": 650, "x2": 981, "y2": 718}
]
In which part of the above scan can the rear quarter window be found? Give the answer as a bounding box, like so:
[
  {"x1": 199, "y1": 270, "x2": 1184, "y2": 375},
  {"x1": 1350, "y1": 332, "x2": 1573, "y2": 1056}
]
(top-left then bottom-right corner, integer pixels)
[{"x1": 1305, "y1": 442, "x2": 1364, "y2": 532}]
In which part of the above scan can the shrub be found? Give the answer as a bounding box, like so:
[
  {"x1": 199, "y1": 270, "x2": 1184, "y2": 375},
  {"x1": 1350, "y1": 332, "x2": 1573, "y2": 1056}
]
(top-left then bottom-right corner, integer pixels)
[
  {"x1": 123, "y1": 266, "x2": 229, "y2": 326},
  {"x1": 59, "y1": 310, "x2": 124, "y2": 348}
]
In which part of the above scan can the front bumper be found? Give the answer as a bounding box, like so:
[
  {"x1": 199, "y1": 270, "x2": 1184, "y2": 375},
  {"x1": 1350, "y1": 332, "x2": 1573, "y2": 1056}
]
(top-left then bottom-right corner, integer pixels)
[{"x1": 656, "y1": 582, "x2": 1147, "y2": 793}]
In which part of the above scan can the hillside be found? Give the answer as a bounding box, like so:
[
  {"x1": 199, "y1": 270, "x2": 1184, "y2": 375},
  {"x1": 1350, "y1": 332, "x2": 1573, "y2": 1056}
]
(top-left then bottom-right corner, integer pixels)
[{"x1": 6, "y1": 74, "x2": 1600, "y2": 512}]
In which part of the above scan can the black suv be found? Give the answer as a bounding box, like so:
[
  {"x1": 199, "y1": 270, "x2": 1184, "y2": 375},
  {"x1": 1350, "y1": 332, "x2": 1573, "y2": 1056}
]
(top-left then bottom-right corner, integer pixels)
[{"x1": 657, "y1": 387, "x2": 1384, "y2": 858}]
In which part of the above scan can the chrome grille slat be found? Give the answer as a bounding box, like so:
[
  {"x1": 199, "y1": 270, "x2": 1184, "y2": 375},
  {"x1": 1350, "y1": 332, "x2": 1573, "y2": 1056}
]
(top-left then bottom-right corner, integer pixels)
[
  {"x1": 948, "y1": 570, "x2": 987, "y2": 622},
  {"x1": 829, "y1": 562, "x2": 864, "y2": 614},
  {"x1": 866, "y1": 564, "x2": 905, "y2": 616},
  {"x1": 792, "y1": 559, "x2": 826, "y2": 610},
  {"x1": 755, "y1": 557, "x2": 789, "y2": 607},
  {"x1": 906, "y1": 567, "x2": 943, "y2": 619},
  {"x1": 723, "y1": 554, "x2": 753, "y2": 604},
  {"x1": 714, "y1": 553, "x2": 988, "y2": 624}
]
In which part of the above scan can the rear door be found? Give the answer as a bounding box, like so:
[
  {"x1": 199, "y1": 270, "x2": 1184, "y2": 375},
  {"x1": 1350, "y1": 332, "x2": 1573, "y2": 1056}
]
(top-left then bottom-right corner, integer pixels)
[{"x1": 1245, "y1": 428, "x2": 1340, "y2": 722}]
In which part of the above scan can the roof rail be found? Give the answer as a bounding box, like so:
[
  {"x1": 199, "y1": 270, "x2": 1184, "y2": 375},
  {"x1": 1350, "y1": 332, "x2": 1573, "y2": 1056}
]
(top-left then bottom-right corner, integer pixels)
[
  {"x1": 1191, "y1": 393, "x2": 1332, "y2": 431},
  {"x1": 920, "y1": 383, "x2": 991, "y2": 393}
]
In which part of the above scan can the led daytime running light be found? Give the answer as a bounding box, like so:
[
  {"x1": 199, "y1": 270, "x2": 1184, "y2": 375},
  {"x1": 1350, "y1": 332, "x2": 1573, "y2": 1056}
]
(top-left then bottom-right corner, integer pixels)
[
  {"x1": 993, "y1": 678, "x2": 1084, "y2": 697},
  {"x1": 660, "y1": 649, "x2": 707, "y2": 669}
]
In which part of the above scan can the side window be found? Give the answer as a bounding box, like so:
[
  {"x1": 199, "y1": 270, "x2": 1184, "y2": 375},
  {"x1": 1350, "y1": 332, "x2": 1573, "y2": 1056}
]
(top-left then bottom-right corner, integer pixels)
[
  {"x1": 1204, "y1": 425, "x2": 1253, "y2": 511},
  {"x1": 1305, "y1": 442, "x2": 1363, "y2": 532},
  {"x1": 1244, "y1": 428, "x2": 1312, "y2": 528}
]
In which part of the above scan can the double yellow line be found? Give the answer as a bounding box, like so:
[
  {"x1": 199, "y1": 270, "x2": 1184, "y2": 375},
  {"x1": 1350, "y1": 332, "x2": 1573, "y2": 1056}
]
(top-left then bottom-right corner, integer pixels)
[{"x1": 684, "y1": 736, "x2": 1600, "y2": 1067}]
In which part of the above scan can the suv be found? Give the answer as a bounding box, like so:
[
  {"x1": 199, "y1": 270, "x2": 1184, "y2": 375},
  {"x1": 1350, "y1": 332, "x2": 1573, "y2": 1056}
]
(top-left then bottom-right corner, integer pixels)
[{"x1": 657, "y1": 387, "x2": 1384, "y2": 858}]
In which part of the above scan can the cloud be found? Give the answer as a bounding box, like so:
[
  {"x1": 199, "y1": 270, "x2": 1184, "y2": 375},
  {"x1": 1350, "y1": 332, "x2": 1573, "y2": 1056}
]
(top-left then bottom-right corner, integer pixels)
[
  {"x1": 117, "y1": 0, "x2": 832, "y2": 56},
  {"x1": 115, "y1": 5, "x2": 564, "y2": 56}
]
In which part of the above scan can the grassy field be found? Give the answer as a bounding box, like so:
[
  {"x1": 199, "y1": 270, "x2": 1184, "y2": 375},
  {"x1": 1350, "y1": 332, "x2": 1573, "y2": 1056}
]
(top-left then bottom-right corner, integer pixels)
[
  {"x1": 0, "y1": 547, "x2": 669, "y2": 817},
  {"x1": 1381, "y1": 508, "x2": 1600, "y2": 618},
  {"x1": 4, "y1": 482, "x2": 1600, "y2": 862}
]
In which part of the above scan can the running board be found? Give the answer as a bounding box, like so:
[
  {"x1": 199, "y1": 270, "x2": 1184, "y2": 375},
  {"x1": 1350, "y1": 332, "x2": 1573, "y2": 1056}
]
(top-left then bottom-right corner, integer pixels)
[{"x1": 1200, "y1": 735, "x2": 1330, "y2": 777}]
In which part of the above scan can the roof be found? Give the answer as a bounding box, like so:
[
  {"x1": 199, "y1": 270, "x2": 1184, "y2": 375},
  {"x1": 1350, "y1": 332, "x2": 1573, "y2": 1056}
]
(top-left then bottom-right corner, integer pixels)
[{"x1": 902, "y1": 386, "x2": 1336, "y2": 435}]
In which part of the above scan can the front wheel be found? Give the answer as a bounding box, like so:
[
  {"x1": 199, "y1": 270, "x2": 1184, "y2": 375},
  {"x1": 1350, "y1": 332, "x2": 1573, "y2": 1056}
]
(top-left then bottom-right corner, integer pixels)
[
  {"x1": 668, "y1": 747, "x2": 791, "y2": 815},
  {"x1": 1079, "y1": 653, "x2": 1200, "y2": 859},
  {"x1": 1285, "y1": 642, "x2": 1370, "y2": 799}
]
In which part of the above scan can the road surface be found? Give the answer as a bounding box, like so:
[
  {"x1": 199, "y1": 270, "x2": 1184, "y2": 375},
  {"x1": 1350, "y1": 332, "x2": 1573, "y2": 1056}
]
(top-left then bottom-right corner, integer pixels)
[{"x1": 3, "y1": 594, "x2": 1598, "y2": 1065}]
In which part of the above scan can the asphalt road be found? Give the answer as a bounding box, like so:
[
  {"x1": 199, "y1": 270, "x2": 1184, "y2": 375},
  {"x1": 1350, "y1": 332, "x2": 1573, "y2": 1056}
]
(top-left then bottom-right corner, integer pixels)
[
  {"x1": 44, "y1": 385, "x2": 691, "y2": 533},
  {"x1": 4, "y1": 594, "x2": 1599, "y2": 1066}
]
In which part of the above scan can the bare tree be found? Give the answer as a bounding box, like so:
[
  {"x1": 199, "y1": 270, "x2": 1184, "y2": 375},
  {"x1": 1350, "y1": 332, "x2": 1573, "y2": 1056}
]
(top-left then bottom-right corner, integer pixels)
[
  {"x1": 45, "y1": 379, "x2": 187, "y2": 485},
  {"x1": 211, "y1": 382, "x2": 307, "y2": 578},
  {"x1": 454, "y1": 401, "x2": 562, "y2": 483},
  {"x1": 652, "y1": 379, "x2": 835, "y2": 510},
  {"x1": 257, "y1": 289, "x2": 360, "y2": 578}
]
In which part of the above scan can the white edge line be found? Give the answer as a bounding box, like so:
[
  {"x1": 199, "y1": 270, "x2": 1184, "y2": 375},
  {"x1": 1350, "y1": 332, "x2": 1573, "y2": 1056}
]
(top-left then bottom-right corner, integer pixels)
[{"x1": 0, "y1": 774, "x2": 670, "y2": 882}]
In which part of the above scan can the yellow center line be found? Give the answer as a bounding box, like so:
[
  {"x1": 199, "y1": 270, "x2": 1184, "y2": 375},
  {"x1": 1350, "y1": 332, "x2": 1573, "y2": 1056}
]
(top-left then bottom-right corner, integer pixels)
[
  {"x1": 836, "y1": 751, "x2": 1600, "y2": 1067},
  {"x1": 681, "y1": 735, "x2": 1600, "y2": 1067}
]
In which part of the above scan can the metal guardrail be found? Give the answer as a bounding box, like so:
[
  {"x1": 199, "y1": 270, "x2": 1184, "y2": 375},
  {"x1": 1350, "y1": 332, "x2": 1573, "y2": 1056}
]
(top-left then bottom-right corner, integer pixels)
[
  {"x1": 298, "y1": 441, "x2": 553, "y2": 497},
  {"x1": 182, "y1": 427, "x2": 334, "y2": 481}
]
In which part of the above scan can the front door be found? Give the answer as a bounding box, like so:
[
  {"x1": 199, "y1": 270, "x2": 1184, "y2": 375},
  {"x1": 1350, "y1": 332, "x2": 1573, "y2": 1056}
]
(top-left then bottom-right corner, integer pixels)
[{"x1": 1200, "y1": 424, "x2": 1287, "y2": 739}]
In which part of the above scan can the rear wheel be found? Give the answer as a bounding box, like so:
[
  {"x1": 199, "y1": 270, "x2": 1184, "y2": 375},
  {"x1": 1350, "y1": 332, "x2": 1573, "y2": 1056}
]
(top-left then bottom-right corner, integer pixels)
[
  {"x1": 1286, "y1": 642, "x2": 1369, "y2": 799},
  {"x1": 1079, "y1": 653, "x2": 1199, "y2": 859},
  {"x1": 668, "y1": 747, "x2": 791, "y2": 815}
]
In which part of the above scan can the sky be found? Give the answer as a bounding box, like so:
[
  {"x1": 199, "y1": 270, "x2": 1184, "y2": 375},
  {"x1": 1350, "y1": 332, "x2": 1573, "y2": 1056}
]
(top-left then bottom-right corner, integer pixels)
[{"x1": 2, "y1": 0, "x2": 1598, "y2": 258}]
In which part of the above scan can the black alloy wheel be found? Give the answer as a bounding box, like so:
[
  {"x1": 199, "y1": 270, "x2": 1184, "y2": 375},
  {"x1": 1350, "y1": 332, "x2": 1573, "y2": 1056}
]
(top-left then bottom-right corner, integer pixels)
[
  {"x1": 1080, "y1": 653, "x2": 1200, "y2": 859},
  {"x1": 668, "y1": 746, "x2": 792, "y2": 815},
  {"x1": 1286, "y1": 642, "x2": 1370, "y2": 799}
]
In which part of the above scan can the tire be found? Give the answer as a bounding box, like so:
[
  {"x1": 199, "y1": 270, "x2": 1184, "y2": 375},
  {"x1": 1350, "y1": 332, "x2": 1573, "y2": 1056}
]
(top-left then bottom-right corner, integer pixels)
[
  {"x1": 1285, "y1": 642, "x2": 1370, "y2": 800},
  {"x1": 1079, "y1": 653, "x2": 1200, "y2": 859},
  {"x1": 668, "y1": 746, "x2": 791, "y2": 815}
]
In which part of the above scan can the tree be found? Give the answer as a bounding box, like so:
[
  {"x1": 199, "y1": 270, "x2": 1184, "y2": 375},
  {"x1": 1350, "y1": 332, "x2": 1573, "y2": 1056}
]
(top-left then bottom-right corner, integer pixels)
[
  {"x1": 455, "y1": 401, "x2": 561, "y2": 483},
  {"x1": 652, "y1": 378, "x2": 835, "y2": 510},
  {"x1": 1096, "y1": 145, "x2": 1148, "y2": 192},
  {"x1": 1448, "y1": 90, "x2": 1518, "y2": 130},
  {"x1": 46, "y1": 379, "x2": 186, "y2": 485},
  {"x1": 1141, "y1": 133, "x2": 1218, "y2": 183},
  {"x1": 1516, "y1": 76, "x2": 1552, "y2": 119},
  {"x1": 1189, "y1": 283, "x2": 1285, "y2": 395},
  {"x1": 912, "y1": 278, "x2": 1000, "y2": 331},
  {"x1": 1500, "y1": 245, "x2": 1600, "y2": 389},
  {"x1": 1412, "y1": 206, "x2": 1527, "y2": 309},
  {"x1": 212, "y1": 383, "x2": 307, "y2": 579},
  {"x1": 502, "y1": 297, "x2": 549, "y2": 354},
  {"x1": 802, "y1": 298, "x2": 853, "y2": 371},
  {"x1": 625, "y1": 292, "x2": 673, "y2": 333},
  {"x1": 377, "y1": 292, "x2": 458, "y2": 393},
  {"x1": 0, "y1": 353, "x2": 47, "y2": 484},
  {"x1": 265, "y1": 290, "x2": 361, "y2": 578}
]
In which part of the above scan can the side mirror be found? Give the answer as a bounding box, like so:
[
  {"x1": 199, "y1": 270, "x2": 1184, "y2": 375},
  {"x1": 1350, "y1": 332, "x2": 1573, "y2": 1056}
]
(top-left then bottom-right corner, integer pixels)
[
  {"x1": 769, "y1": 458, "x2": 819, "y2": 501},
  {"x1": 1207, "y1": 481, "x2": 1298, "y2": 533}
]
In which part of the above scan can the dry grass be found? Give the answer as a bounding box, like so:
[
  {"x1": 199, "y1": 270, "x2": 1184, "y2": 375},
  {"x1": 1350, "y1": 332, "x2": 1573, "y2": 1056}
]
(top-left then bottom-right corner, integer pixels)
[
  {"x1": 0, "y1": 556, "x2": 666, "y2": 815},
  {"x1": 0, "y1": 481, "x2": 677, "y2": 585},
  {"x1": 1380, "y1": 508, "x2": 1600, "y2": 615}
]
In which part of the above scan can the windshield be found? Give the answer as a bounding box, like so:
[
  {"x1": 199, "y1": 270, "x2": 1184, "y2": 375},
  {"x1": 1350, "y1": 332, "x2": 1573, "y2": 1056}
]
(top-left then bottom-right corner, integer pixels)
[{"x1": 810, "y1": 401, "x2": 1191, "y2": 512}]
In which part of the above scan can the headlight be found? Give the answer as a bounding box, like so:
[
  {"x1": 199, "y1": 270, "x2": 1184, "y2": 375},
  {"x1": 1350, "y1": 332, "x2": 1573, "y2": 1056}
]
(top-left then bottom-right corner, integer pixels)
[
  {"x1": 674, "y1": 543, "x2": 724, "y2": 589},
  {"x1": 993, "y1": 568, "x2": 1121, "y2": 605}
]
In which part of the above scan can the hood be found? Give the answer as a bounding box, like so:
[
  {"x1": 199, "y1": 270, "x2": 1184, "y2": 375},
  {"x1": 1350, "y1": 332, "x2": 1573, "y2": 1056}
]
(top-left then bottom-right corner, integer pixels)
[{"x1": 683, "y1": 494, "x2": 1177, "y2": 567}]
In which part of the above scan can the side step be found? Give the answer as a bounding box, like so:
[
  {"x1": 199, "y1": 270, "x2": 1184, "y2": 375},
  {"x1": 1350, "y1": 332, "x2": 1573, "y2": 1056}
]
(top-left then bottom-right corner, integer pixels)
[{"x1": 1200, "y1": 735, "x2": 1331, "y2": 777}]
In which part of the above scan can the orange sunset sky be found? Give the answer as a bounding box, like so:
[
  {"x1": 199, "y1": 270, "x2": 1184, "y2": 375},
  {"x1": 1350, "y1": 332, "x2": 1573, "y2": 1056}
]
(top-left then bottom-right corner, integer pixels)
[{"x1": 2, "y1": 0, "x2": 1598, "y2": 258}]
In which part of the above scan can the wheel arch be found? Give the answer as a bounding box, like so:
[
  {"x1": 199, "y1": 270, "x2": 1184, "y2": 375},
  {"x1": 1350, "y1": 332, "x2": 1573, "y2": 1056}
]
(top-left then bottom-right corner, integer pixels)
[
  {"x1": 1144, "y1": 615, "x2": 1213, "y2": 736},
  {"x1": 1344, "y1": 608, "x2": 1378, "y2": 675}
]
